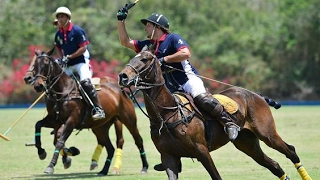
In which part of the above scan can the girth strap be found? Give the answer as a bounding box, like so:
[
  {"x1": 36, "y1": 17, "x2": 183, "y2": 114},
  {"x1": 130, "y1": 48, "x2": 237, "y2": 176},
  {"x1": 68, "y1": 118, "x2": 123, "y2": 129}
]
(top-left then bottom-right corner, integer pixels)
[{"x1": 166, "y1": 111, "x2": 195, "y2": 129}]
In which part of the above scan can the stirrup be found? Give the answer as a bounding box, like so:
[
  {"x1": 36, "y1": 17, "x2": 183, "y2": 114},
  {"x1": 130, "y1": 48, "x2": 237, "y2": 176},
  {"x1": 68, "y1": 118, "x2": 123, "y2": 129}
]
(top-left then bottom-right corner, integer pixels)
[
  {"x1": 92, "y1": 107, "x2": 105, "y2": 120},
  {"x1": 224, "y1": 122, "x2": 240, "y2": 142}
]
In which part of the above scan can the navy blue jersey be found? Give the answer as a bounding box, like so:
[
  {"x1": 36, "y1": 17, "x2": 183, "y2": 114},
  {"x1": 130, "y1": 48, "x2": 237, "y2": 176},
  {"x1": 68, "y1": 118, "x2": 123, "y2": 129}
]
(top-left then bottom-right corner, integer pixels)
[
  {"x1": 55, "y1": 23, "x2": 89, "y2": 66},
  {"x1": 134, "y1": 33, "x2": 199, "y2": 92}
]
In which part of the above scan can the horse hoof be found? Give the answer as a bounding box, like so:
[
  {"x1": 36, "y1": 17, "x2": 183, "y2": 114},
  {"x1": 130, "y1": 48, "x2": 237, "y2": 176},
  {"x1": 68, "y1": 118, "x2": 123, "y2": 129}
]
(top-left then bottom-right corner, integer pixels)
[
  {"x1": 39, "y1": 151, "x2": 47, "y2": 160},
  {"x1": 90, "y1": 161, "x2": 98, "y2": 170},
  {"x1": 154, "y1": 163, "x2": 165, "y2": 171},
  {"x1": 44, "y1": 167, "x2": 54, "y2": 174},
  {"x1": 141, "y1": 167, "x2": 148, "y2": 174},
  {"x1": 63, "y1": 157, "x2": 72, "y2": 169},
  {"x1": 68, "y1": 146, "x2": 80, "y2": 156},
  {"x1": 113, "y1": 168, "x2": 120, "y2": 174}
]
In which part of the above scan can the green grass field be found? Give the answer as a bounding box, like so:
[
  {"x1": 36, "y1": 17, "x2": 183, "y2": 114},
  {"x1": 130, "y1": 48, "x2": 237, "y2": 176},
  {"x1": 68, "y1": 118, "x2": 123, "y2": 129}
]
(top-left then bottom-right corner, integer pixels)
[{"x1": 0, "y1": 106, "x2": 319, "y2": 180}]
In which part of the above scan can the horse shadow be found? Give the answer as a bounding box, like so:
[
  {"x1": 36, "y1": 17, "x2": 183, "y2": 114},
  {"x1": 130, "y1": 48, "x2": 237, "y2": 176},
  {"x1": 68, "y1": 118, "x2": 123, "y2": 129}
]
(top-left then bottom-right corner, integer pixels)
[{"x1": 16, "y1": 172, "x2": 134, "y2": 180}]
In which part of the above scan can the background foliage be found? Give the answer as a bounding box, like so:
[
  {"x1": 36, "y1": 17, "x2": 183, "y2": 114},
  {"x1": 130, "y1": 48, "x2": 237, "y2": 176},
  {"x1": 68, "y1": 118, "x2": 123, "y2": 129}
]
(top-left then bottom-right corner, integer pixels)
[{"x1": 1, "y1": 0, "x2": 320, "y2": 104}]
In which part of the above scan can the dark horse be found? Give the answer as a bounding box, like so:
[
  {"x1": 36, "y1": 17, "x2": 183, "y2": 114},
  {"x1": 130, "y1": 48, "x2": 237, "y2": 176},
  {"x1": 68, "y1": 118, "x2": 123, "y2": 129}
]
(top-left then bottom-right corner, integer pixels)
[
  {"x1": 24, "y1": 51, "x2": 127, "y2": 172},
  {"x1": 118, "y1": 46, "x2": 312, "y2": 180},
  {"x1": 30, "y1": 49, "x2": 148, "y2": 175}
]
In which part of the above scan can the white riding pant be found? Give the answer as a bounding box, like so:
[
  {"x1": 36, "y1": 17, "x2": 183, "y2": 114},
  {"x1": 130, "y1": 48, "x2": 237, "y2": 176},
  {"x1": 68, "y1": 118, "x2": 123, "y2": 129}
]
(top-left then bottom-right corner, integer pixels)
[
  {"x1": 64, "y1": 62, "x2": 92, "y2": 81},
  {"x1": 179, "y1": 74, "x2": 206, "y2": 98}
]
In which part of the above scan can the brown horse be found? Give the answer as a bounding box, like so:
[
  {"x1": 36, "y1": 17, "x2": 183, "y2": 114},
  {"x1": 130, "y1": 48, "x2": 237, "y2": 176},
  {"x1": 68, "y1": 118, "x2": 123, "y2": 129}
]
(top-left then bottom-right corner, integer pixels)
[
  {"x1": 118, "y1": 46, "x2": 312, "y2": 180},
  {"x1": 31, "y1": 49, "x2": 148, "y2": 175},
  {"x1": 24, "y1": 50, "x2": 127, "y2": 172}
]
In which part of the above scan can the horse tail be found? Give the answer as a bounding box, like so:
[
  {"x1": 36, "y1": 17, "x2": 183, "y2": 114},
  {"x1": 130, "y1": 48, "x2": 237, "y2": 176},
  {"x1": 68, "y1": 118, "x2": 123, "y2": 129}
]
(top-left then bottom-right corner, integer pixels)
[{"x1": 259, "y1": 94, "x2": 281, "y2": 109}]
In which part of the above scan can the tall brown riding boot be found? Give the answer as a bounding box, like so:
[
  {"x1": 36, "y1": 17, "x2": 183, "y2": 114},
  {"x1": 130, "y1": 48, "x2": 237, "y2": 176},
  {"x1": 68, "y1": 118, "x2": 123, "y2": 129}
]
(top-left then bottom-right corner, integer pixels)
[
  {"x1": 194, "y1": 93, "x2": 240, "y2": 141},
  {"x1": 81, "y1": 79, "x2": 105, "y2": 120}
]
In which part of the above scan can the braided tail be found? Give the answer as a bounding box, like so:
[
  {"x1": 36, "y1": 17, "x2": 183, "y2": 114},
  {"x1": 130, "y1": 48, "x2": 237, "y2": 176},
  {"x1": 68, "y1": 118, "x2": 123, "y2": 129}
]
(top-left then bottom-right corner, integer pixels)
[{"x1": 260, "y1": 94, "x2": 281, "y2": 109}]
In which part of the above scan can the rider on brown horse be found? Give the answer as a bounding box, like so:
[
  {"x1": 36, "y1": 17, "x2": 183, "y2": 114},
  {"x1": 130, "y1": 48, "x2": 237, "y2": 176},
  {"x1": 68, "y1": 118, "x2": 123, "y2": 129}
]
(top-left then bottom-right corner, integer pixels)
[
  {"x1": 53, "y1": 7, "x2": 104, "y2": 120},
  {"x1": 117, "y1": 10, "x2": 240, "y2": 140}
]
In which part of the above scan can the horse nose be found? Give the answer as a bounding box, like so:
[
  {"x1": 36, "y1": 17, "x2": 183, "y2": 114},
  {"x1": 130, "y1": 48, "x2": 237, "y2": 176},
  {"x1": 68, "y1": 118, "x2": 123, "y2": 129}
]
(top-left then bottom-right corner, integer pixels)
[
  {"x1": 34, "y1": 84, "x2": 44, "y2": 93},
  {"x1": 24, "y1": 75, "x2": 33, "y2": 85},
  {"x1": 118, "y1": 73, "x2": 129, "y2": 86}
]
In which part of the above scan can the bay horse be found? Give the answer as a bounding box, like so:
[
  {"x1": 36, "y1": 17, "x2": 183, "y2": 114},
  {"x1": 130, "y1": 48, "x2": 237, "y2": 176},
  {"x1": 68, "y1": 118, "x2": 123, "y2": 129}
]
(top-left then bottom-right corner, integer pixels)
[
  {"x1": 118, "y1": 46, "x2": 312, "y2": 180},
  {"x1": 30, "y1": 49, "x2": 148, "y2": 175},
  {"x1": 24, "y1": 51, "x2": 126, "y2": 172}
]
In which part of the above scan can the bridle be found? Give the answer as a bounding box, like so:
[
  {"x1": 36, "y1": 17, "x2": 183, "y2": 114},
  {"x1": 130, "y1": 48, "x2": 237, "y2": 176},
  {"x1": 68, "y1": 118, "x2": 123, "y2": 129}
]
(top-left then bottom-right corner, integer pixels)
[
  {"x1": 125, "y1": 51, "x2": 165, "y2": 90},
  {"x1": 123, "y1": 51, "x2": 194, "y2": 135},
  {"x1": 34, "y1": 54, "x2": 73, "y2": 101}
]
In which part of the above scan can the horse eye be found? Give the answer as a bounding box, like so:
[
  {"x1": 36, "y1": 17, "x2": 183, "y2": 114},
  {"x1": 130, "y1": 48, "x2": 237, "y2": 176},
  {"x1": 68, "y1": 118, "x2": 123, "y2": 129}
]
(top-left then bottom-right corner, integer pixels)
[
  {"x1": 44, "y1": 58, "x2": 50, "y2": 64},
  {"x1": 141, "y1": 58, "x2": 148, "y2": 62}
]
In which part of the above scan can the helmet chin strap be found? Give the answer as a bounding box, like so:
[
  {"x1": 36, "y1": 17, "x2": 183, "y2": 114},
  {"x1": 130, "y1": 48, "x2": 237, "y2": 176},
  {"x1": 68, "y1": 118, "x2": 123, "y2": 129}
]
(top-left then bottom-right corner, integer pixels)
[
  {"x1": 150, "y1": 26, "x2": 156, "y2": 40},
  {"x1": 63, "y1": 20, "x2": 70, "y2": 27}
]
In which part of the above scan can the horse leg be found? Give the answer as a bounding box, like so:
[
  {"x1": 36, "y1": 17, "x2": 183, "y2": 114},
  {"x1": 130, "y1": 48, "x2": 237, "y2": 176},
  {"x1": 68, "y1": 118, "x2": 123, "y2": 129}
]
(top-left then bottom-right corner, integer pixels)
[
  {"x1": 90, "y1": 120, "x2": 123, "y2": 172},
  {"x1": 194, "y1": 144, "x2": 222, "y2": 180},
  {"x1": 50, "y1": 124, "x2": 73, "y2": 169},
  {"x1": 61, "y1": 147, "x2": 72, "y2": 169},
  {"x1": 35, "y1": 120, "x2": 47, "y2": 160},
  {"x1": 92, "y1": 122, "x2": 115, "y2": 176},
  {"x1": 255, "y1": 129, "x2": 312, "y2": 180},
  {"x1": 44, "y1": 123, "x2": 73, "y2": 174},
  {"x1": 233, "y1": 129, "x2": 290, "y2": 179},
  {"x1": 112, "y1": 119, "x2": 124, "y2": 174},
  {"x1": 122, "y1": 118, "x2": 149, "y2": 174},
  {"x1": 35, "y1": 116, "x2": 58, "y2": 160},
  {"x1": 162, "y1": 155, "x2": 180, "y2": 180},
  {"x1": 90, "y1": 144, "x2": 103, "y2": 170}
]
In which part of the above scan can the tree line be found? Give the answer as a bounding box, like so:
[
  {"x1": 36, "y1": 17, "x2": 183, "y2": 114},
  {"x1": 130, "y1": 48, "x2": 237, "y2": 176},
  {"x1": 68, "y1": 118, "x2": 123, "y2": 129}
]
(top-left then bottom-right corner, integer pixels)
[{"x1": 0, "y1": 0, "x2": 319, "y2": 102}]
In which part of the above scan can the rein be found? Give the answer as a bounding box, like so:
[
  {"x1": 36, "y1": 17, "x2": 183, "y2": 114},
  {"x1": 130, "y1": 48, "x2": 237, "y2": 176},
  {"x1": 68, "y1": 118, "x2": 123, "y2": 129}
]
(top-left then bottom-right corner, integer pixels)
[
  {"x1": 123, "y1": 51, "x2": 194, "y2": 135},
  {"x1": 34, "y1": 54, "x2": 75, "y2": 102},
  {"x1": 125, "y1": 54, "x2": 165, "y2": 90}
]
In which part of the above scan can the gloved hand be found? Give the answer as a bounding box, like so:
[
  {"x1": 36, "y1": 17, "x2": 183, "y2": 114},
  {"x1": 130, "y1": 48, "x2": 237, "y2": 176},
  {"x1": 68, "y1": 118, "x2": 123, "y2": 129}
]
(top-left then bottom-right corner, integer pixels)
[
  {"x1": 117, "y1": 4, "x2": 128, "y2": 21},
  {"x1": 61, "y1": 55, "x2": 70, "y2": 65},
  {"x1": 158, "y1": 57, "x2": 166, "y2": 66}
]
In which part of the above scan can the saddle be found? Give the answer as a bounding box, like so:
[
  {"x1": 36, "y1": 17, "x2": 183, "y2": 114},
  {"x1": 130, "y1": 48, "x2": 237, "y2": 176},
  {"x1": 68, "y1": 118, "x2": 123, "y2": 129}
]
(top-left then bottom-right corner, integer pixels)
[
  {"x1": 173, "y1": 92, "x2": 239, "y2": 149},
  {"x1": 60, "y1": 77, "x2": 101, "y2": 100},
  {"x1": 91, "y1": 77, "x2": 102, "y2": 91},
  {"x1": 173, "y1": 92, "x2": 238, "y2": 118}
]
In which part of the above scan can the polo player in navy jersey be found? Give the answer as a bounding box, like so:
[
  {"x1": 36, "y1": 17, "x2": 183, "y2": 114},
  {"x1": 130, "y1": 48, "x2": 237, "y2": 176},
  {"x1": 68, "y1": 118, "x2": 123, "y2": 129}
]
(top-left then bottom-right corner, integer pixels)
[
  {"x1": 53, "y1": 6, "x2": 104, "y2": 120},
  {"x1": 117, "y1": 9, "x2": 240, "y2": 170}
]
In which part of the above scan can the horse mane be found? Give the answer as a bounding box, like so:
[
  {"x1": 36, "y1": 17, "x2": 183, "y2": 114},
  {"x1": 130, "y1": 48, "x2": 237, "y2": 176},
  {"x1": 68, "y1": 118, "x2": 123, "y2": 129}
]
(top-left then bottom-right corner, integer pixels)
[{"x1": 149, "y1": 41, "x2": 157, "y2": 54}]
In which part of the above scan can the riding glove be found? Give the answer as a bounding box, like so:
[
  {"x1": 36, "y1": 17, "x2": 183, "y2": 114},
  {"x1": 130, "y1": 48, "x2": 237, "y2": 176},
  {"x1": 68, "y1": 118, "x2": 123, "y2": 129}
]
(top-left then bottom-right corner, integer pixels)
[
  {"x1": 117, "y1": 5, "x2": 128, "y2": 21},
  {"x1": 61, "y1": 55, "x2": 70, "y2": 65},
  {"x1": 158, "y1": 57, "x2": 166, "y2": 66}
]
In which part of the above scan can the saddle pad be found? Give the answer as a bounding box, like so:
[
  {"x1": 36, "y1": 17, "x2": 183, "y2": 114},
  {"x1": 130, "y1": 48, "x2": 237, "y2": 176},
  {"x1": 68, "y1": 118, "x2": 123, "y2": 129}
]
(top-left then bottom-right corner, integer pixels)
[
  {"x1": 91, "y1": 77, "x2": 101, "y2": 91},
  {"x1": 213, "y1": 94, "x2": 238, "y2": 114},
  {"x1": 174, "y1": 93, "x2": 238, "y2": 114},
  {"x1": 173, "y1": 94, "x2": 193, "y2": 110}
]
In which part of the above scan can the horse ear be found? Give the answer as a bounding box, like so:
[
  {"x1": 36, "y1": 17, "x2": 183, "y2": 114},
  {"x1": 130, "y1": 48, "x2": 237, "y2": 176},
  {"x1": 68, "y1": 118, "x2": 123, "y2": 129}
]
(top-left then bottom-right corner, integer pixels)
[
  {"x1": 141, "y1": 45, "x2": 148, "y2": 52},
  {"x1": 46, "y1": 46, "x2": 55, "y2": 56}
]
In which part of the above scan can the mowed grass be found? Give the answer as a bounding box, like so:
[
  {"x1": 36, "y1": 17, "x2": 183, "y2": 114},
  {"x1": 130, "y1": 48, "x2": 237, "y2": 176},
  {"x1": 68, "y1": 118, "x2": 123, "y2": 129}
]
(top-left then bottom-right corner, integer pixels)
[{"x1": 0, "y1": 106, "x2": 319, "y2": 180}]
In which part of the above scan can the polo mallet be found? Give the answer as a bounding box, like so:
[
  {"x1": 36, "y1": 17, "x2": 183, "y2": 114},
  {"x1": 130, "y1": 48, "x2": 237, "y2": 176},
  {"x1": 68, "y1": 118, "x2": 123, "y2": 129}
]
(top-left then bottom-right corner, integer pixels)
[
  {"x1": 126, "y1": 0, "x2": 140, "y2": 10},
  {"x1": 117, "y1": 0, "x2": 140, "y2": 23},
  {"x1": 0, "y1": 92, "x2": 45, "y2": 141}
]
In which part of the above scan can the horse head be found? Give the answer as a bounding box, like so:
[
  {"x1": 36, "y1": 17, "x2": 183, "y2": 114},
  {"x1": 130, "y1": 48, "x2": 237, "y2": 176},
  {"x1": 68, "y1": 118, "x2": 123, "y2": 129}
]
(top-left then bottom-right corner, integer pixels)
[
  {"x1": 24, "y1": 47, "x2": 55, "y2": 85},
  {"x1": 118, "y1": 46, "x2": 164, "y2": 89},
  {"x1": 33, "y1": 49, "x2": 62, "y2": 93}
]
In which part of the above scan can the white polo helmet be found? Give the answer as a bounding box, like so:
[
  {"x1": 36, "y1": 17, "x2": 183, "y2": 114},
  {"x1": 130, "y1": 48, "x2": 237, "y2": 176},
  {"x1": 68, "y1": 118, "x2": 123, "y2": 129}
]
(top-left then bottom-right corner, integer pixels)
[{"x1": 53, "y1": 7, "x2": 71, "y2": 19}]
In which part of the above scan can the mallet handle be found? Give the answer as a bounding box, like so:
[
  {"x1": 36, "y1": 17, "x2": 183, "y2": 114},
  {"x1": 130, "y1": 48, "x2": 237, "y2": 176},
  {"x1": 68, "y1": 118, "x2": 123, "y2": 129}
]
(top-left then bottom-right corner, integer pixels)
[
  {"x1": 127, "y1": 0, "x2": 140, "y2": 10},
  {"x1": 3, "y1": 92, "x2": 45, "y2": 136}
]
